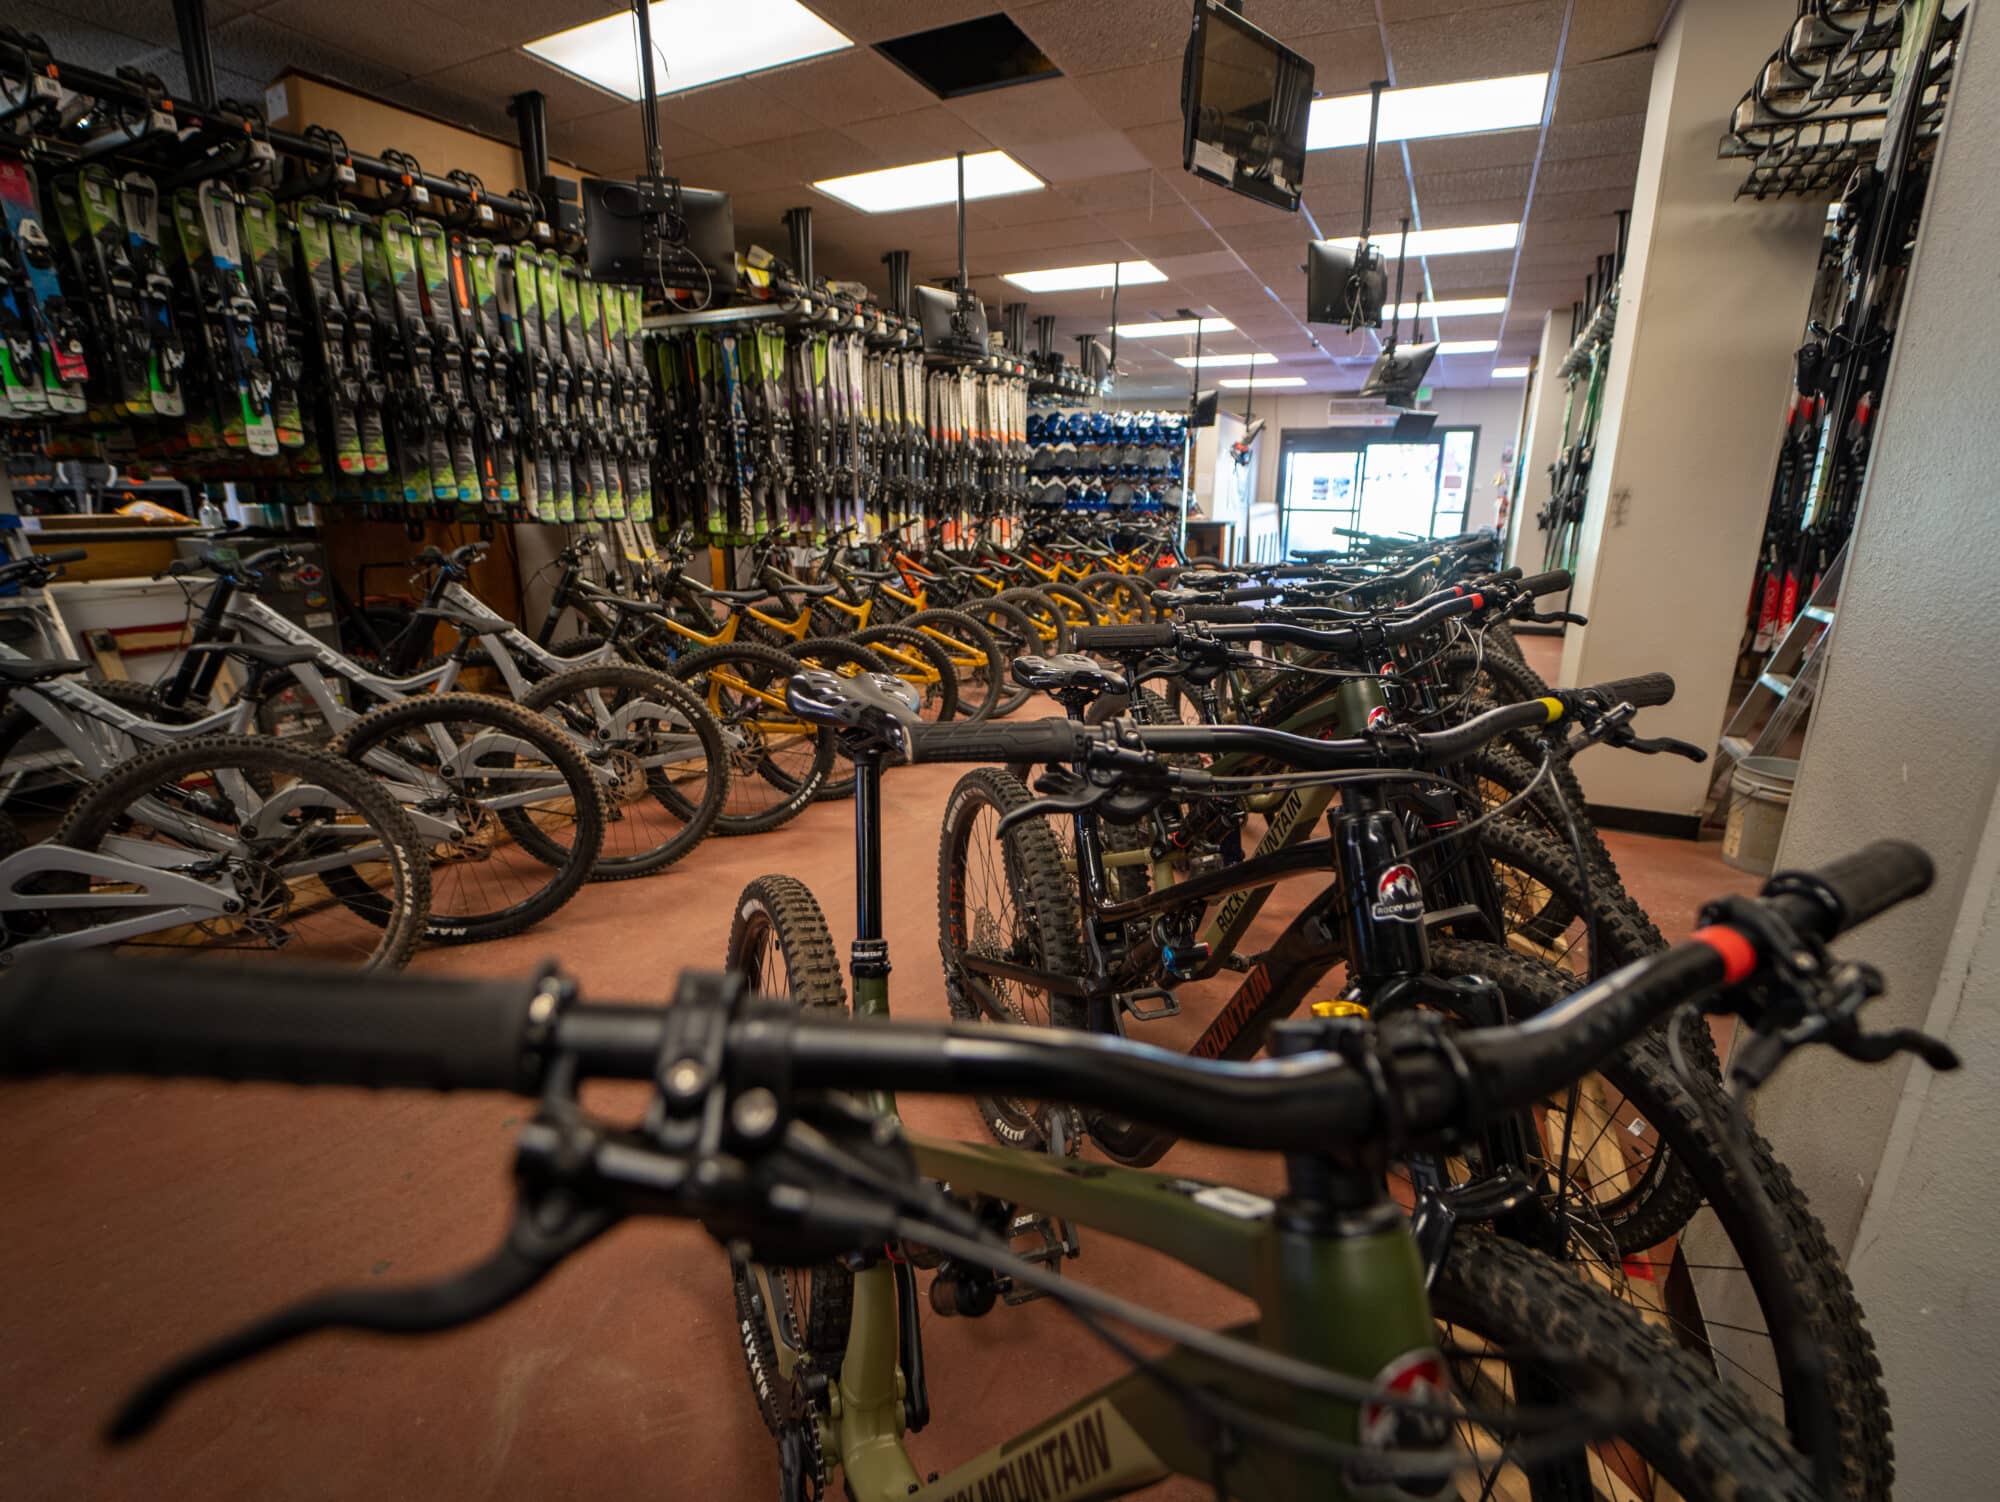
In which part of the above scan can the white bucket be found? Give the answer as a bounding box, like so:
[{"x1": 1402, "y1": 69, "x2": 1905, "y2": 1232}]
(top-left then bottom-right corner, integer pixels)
[{"x1": 1722, "y1": 756, "x2": 1799, "y2": 874}]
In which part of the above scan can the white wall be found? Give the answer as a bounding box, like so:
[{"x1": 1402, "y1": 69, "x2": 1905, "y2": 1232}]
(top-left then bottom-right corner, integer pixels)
[
  {"x1": 1745, "y1": 11, "x2": 2000, "y2": 1489},
  {"x1": 1245, "y1": 385, "x2": 1527, "y2": 522}
]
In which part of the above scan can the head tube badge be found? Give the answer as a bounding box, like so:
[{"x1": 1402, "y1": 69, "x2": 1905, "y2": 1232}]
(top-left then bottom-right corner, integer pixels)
[
  {"x1": 1372, "y1": 863, "x2": 1425, "y2": 924},
  {"x1": 1349, "y1": 1347, "x2": 1454, "y2": 1499}
]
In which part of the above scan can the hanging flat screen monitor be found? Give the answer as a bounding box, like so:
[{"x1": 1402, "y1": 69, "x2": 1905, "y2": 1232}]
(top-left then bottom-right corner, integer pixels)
[
  {"x1": 1359, "y1": 340, "x2": 1439, "y2": 404},
  {"x1": 915, "y1": 283, "x2": 990, "y2": 358},
  {"x1": 582, "y1": 177, "x2": 736, "y2": 297},
  {"x1": 1306, "y1": 240, "x2": 1387, "y2": 330},
  {"x1": 1180, "y1": 1, "x2": 1315, "y2": 212},
  {"x1": 1191, "y1": 389, "x2": 1221, "y2": 428}
]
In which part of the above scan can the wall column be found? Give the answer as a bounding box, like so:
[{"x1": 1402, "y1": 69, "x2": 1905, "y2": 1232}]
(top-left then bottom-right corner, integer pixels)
[
  {"x1": 1732, "y1": 4, "x2": 2000, "y2": 1489},
  {"x1": 1554, "y1": 0, "x2": 1824, "y2": 826},
  {"x1": 1502, "y1": 311, "x2": 1572, "y2": 570}
]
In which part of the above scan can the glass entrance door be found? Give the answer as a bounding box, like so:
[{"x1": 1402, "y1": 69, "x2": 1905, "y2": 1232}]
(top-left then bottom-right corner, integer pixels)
[{"x1": 1280, "y1": 447, "x2": 1363, "y2": 555}]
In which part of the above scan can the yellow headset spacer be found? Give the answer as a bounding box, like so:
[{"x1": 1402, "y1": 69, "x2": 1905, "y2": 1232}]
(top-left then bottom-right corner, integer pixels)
[{"x1": 1310, "y1": 999, "x2": 1370, "y2": 1019}]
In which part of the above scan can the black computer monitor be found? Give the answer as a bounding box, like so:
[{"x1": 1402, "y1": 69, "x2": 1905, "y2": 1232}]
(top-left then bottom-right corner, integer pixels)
[
  {"x1": 1180, "y1": 0, "x2": 1314, "y2": 212},
  {"x1": 915, "y1": 283, "x2": 990, "y2": 358},
  {"x1": 1306, "y1": 240, "x2": 1387, "y2": 330},
  {"x1": 1191, "y1": 388, "x2": 1221, "y2": 428},
  {"x1": 1392, "y1": 410, "x2": 1438, "y2": 440},
  {"x1": 1359, "y1": 340, "x2": 1439, "y2": 404},
  {"x1": 582, "y1": 177, "x2": 736, "y2": 296}
]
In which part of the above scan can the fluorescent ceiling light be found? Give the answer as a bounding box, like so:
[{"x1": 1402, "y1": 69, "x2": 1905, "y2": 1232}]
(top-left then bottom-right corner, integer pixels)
[
  {"x1": 1003, "y1": 260, "x2": 1165, "y2": 293},
  {"x1": 1438, "y1": 339, "x2": 1499, "y2": 355},
  {"x1": 1491, "y1": 365, "x2": 1530, "y2": 378},
  {"x1": 1390, "y1": 297, "x2": 1508, "y2": 321},
  {"x1": 1307, "y1": 74, "x2": 1549, "y2": 151},
  {"x1": 1219, "y1": 376, "x2": 1307, "y2": 389},
  {"x1": 1173, "y1": 352, "x2": 1277, "y2": 369},
  {"x1": 815, "y1": 151, "x2": 1041, "y2": 214},
  {"x1": 1322, "y1": 223, "x2": 1520, "y2": 259},
  {"x1": 526, "y1": 0, "x2": 850, "y2": 101},
  {"x1": 1114, "y1": 317, "x2": 1234, "y2": 339}
]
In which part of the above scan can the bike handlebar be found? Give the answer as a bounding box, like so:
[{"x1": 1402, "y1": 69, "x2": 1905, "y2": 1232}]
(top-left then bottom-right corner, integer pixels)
[{"x1": 0, "y1": 843, "x2": 1934, "y2": 1153}]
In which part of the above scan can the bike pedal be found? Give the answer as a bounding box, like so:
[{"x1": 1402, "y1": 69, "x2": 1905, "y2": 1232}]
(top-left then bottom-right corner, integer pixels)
[{"x1": 1117, "y1": 987, "x2": 1180, "y2": 1022}]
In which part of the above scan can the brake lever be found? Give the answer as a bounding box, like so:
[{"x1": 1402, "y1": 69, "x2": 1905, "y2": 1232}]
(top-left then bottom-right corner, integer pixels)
[
  {"x1": 108, "y1": 1190, "x2": 617, "y2": 1442},
  {"x1": 997, "y1": 771, "x2": 1111, "y2": 835},
  {"x1": 1614, "y1": 731, "x2": 1708, "y2": 763},
  {"x1": 1525, "y1": 609, "x2": 1587, "y2": 626}
]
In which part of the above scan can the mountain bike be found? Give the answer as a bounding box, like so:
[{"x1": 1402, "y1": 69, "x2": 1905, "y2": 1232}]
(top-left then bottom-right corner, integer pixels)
[{"x1": 0, "y1": 828, "x2": 1948, "y2": 1500}]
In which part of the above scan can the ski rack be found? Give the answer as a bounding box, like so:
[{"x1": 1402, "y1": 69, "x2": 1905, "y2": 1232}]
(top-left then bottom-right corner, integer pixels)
[
  {"x1": 1718, "y1": 1, "x2": 1961, "y2": 200},
  {"x1": 0, "y1": 51, "x2": 543, "y2": 235}
]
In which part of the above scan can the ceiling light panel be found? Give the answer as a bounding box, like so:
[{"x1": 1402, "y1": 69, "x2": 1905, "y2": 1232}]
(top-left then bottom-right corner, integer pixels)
[
  {"x1": 1174, "y1": 352, "x2": 1277, "y2": 368},
  {"x1": 1307, "y1": 74, "x2": 1549, "y2": 151},
  {"x1": 1491, "y1": 366, "x2": 1530, "y2": 378},
  {"x1": 1219, "y1": 376, "x2": 1307, "y2": 388},
  {"x1": 527, "y1": 0, "x2": 851, "y2": 102},
  {"x1": 1321, "y1": 223, "x2": 1520, "y2": 259},
  {"x1": 1114, "y1": 317, "x2": 1236, "y2": 338},
  {"x1": 1389, "y1": 297, "x2": 1508, "y2": 320},
  {"x1": 815, "y1": 150, "x2": 1043, "y2": 213},
  {"x1": 1438, "y1": 339, "x2": 1499, "y2": 355},
  {"x1": 1003, "y1": 260, "x2": 1166, "y2": 292}
]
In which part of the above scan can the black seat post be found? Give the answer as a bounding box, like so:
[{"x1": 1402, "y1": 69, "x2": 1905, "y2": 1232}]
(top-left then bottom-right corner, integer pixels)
[{"x1": 849, "y1": 740, "x2": 891, "y2": 1018}]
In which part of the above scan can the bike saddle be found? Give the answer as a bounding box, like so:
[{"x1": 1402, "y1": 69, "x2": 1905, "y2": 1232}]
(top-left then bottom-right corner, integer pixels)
[
  {"x1": 784, "y1": 669, "x2": 923, "y2": 758},
  {"x1": 704, "y1": 587, "x2": 783, "y2": 606},
  {"x1": 413, "y1": 604, "x2": 511, "y2": 635},
  {"x1": 1010, "y1": 653, "x2": 1129, "y2": 698},
  {"x1": 183, "y1": 641, "x2": 320, "y2": 667},
  {"x1": 0, "y1": 655, "x2": 89, "y2": 684},
  {"x1": 775, "y1": 579, "x2": 842, "y2": 599},
  {"x1": 843, "y1": 566, "x2": 902, "y2": 583}
]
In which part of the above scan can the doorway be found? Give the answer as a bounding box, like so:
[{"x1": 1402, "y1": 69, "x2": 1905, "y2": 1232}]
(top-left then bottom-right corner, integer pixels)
[{"x1": 1279, "y1": 426, "x2": 1478, "y2": 555}]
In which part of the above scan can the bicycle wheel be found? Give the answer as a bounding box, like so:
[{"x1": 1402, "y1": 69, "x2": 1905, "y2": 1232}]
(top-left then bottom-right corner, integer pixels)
[
  {"x1": 37, "y1": 734, "x2": 428, "y2": 970},
  {"x1": 519, "y1": 664, "x2": 727, "y2": 879},
  {"x1": 991, "y1": 587, "x2": 1072, "y2": 655},
  {"x1": 852, "y1": 625, "x2": 959, "y2": 724},
  {"x1": 1038, "y1": 580, "x2": 1100, "y2": 636},
  {"x1": 957, "y1": 598, "x2": 1038, "y2": 718},
  {"x1": 0, "y1": 680, "x2": 193, "y2": 835},
  {"x1": 1431, "y1": 1230, "x2": 1818, "y2": 1501},
  {"x1": 1429, "y1": 940, "x2": 1888, "y2": 1498},
  {"x1": 896, "y1": 608, "x2": 1003, "y2": 724},
  {"x1": 935, "y1": 767, "x2": 1086, "y2": 1151},
  {"x1": 671, "y1": 641, "x2": 834, "y2": 836},
  {"x1": 1074, "y1": 569, "x2": 1153, "y2": 628},
  {"x1": 330, "y1": 693, "x2": 603, "y2": 945},
  {"x1": 726, "y1": 875, "x2": 854, "y2": 1489}
]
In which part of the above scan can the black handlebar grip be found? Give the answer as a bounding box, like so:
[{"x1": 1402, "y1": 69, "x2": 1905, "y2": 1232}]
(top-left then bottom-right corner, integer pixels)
[
  {"x1": 1072, "y1": 623, "x2": 1175, "y2": 652},
  {"x1": 1178, "y1": 604, "x2": 1264, "y2": 625},
  {"x1": 1587, "y1": 673, "x2": 1676, "y2": 710},
  {"x1": 1771, "y1": 840, "x2": 1935, "y2": 940},
  {"x1": 1517, "y1": 570, "x2": 1572, "y2": 598},
  {"x1": 0, "y1": 954, "x2": 544, "y2": 1092},
  {"x1": 1219, "y1": 584, "x2": 1287, "y2": 604},
  {"x1": 38, "y1": 547, "x2": 90, "y2": 565},
  {"x1": 908, "y1": 720, "x2": 1087, "y2": 765},
  {"x1": 1266, "y1": 564, "x2": 1322, "y2": 580}
]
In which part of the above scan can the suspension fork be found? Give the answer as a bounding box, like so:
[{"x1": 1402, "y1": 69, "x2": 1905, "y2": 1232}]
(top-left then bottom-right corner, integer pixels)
[{"x1": 158, "y1": 575, "x2": 239, "y2": 711}]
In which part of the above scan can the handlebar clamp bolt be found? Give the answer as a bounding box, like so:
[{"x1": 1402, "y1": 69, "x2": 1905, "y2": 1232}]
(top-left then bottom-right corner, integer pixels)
[
  {"x1": 664, "y1": 1057, "x2": 708, "y2": 1101},
  {"x1": 730, "y1": 1087, "x2": 781, "y2": 1142}
]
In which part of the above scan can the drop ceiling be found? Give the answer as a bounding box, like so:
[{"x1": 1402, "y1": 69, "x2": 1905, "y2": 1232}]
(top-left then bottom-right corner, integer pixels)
[{"x1": 25, "y1": 0, "x2": 1672, "y2": 393}]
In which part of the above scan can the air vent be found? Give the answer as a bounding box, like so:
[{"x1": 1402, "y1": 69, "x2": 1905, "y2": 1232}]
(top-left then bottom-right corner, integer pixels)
[{"x1": 875, "y1": 14, "x2": 1061, "y2": 99}]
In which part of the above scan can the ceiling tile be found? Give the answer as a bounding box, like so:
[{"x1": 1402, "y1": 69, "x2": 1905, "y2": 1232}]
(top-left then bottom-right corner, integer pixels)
[
  {"x1": 1155, "y1": 249, "x2": 1244, "y2": 280},
  {"x1": 1119, "y1": 226, "x2": 1227, "y2": 260},
  {"x1": 211, "y1": 15, "x2": 408, "y2": 96},
  {"x1": 1406, "y1": 127, "x2": 1540, "y2": 176},
  {"x1": 1011, "y1": 0, "x2": 1191, "y2": 76},
  {"x1": 402, "y1": 0, "x2": 611, "y2": 48},
  {"x1": 1386, "y1": 1, "x2": 1562, "y2": 86},
  {"x1": 1566, "y1": 0, "x2": 1674, "y2": 65},
  {"x1": 1539, "y1": 151, "x2": 1641, "y2": 196},
  {"x1": 1416, "y1": 163, "x2": 1533, "y2": 206},
  {"x1": 1546, "y1": 113, "x2": 1647, "y2": 160},
  {"x1": 1008, "y1": 132, "x2": 1152, "y2": 184},
  {"x1": 839, "y1": 106, "x2": 991, "y2": 163},
  {"x1": 945, "y1": 77, "x2": 1111, "y2": 144},
  {"x1": 1056, "y1": 170, "x2": 1176, "y2": 215},
  {"x1": 1092, "y1": 202, "x2": 1204, "y2": 239},
  {"x1": 772, "y1": 47, "x2": 939, "y2": 124},
  {"x1": 1290, "y1": 27, "x2": 1390, "y2": 96},
  {"x1": 1552, "y1": 55, "x2": 1656, "y2": 124},
  {"x1": 801, "y1": 0, "x2": 993, "y2": 44},
  {"x1": 1070, "y1": 61, "x2": 1184, "y2": 130},
  {"x1": 262, "y1": 0, "x2": 492, "y2": 72},
  {"x1": 416, "y1": 49, "x2": 624, "y2": 127},
  {"x1": 656, "y1": 76, "x2": 827, "y2": 148}
]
